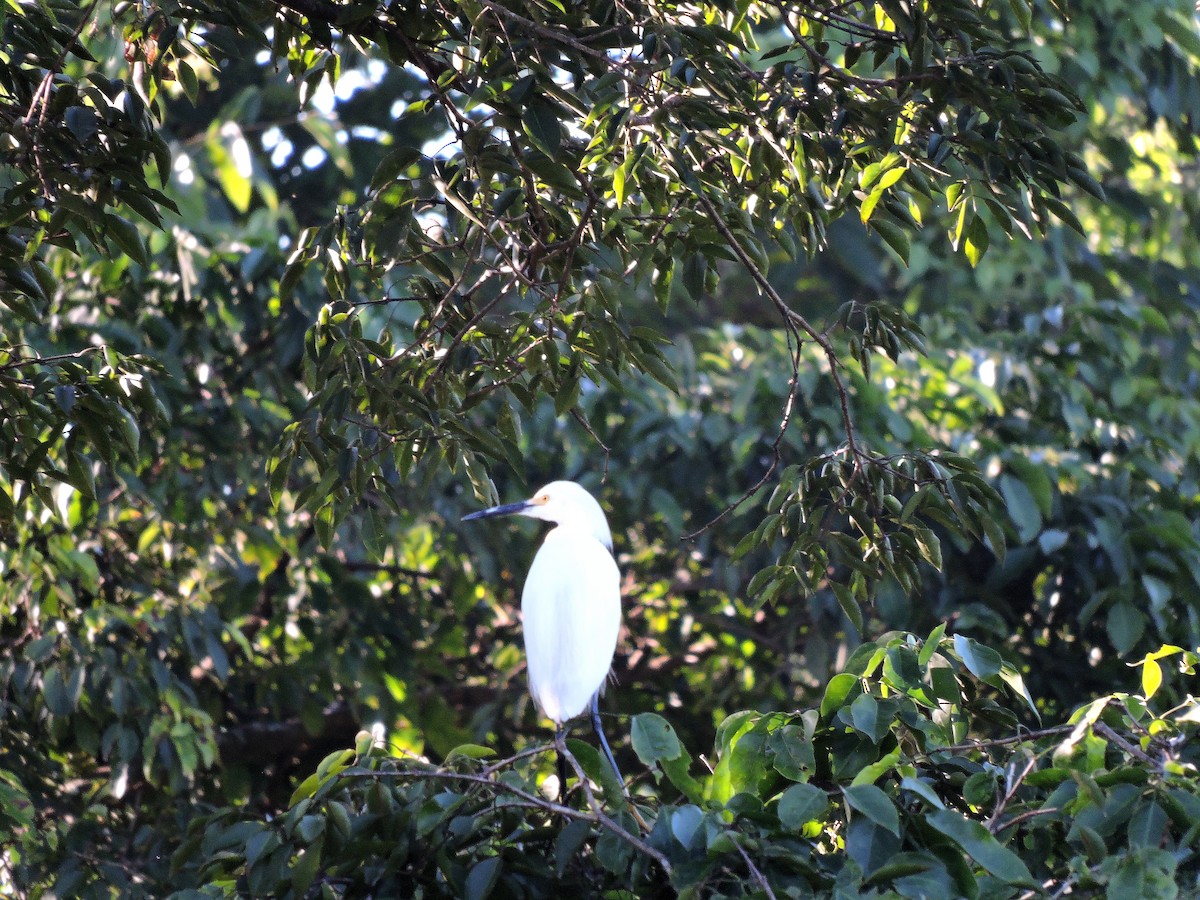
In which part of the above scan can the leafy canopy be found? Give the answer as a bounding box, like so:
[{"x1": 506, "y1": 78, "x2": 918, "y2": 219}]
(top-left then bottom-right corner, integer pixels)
[{"x1": 2, "y1": 0, "x2": 1200, "y2": 896}]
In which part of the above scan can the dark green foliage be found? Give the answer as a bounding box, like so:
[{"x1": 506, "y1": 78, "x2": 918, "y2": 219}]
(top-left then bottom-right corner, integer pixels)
[
  {"x1": 3, "y1": 0, "x2": 1200, "y2": 896},
  {"x1": 170, "y1": 633, "x2": 1200, "y2": 897}
]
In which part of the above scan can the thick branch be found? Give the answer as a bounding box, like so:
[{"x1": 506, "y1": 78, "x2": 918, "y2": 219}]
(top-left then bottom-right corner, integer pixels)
[{"x1": 217, "y1": 701, "x2": 358, "y2": 766}]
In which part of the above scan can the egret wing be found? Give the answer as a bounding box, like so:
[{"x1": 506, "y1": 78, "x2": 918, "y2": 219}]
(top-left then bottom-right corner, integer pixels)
[{"x1": 521, "y1": 527, "x2": 620, "y2": 724}]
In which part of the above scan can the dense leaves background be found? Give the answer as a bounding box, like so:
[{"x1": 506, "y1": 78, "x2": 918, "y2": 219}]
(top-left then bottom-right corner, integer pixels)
[{"x1": 2, "y1": 0, "x2": 1200, "y2": 896}]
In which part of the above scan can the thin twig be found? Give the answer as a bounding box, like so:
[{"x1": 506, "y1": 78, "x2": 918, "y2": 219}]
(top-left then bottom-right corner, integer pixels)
[
  {"x1": 22, "y1": 0, "x2": 101, "y2": 199},
  {"x1": 984, "y1": 753, "x2": 1037, "y2": 833},
  {"x1": 919, "y1": 724, "x2": 1075, "y2": 757},
  {"x1": 995, "y1": 807, "x2": 1060, "y2": 833},
  {"x1": 479, "y1": 744, "x2": 548, "y2": 776},
  {"x1": 0, "y1": 347, "x2": 101, "y2": 372},
  {"x1": 1094, "y1": 721, "x2": 1158, "y2": 767},
  {"x1": 557, "y1": 735, "x2": 655, "y2": 840},
  {"x1": 732, "y1": 836, "x2": 778, "y2": 900},
  {"x1": 685, "y1": 189, "x2": 868, "y2": 537},
  {"x1": 695, "y1": 191, "x2": 858, "y2": 455},
  {"x1": 356, "y1": 749, "x2": 671, "y2": 875},
  {"x1": 570, "y1": 408, "x2": 611, "y2": 480},
  {"x1": 475, "y1": 0, "x2": 633, "y2": 70},
  {"x1": 337, "y1": 561, "x2": 438, "y2": 580},
  {"x1": 352, "y1": 767, "x2": 582, "y2": 819}
]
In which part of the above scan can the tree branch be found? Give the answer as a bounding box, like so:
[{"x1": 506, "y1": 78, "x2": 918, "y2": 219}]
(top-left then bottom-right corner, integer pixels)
[
  {"x1": 921, "y1": 725, "x2": 1075, "y2": 757},
  {"x1": 217, "y1": 701, "x2": 358, "y2": 766},
  {"x1": 354, "y1": 751, "x2": 672, "y2": 876},
  {"x1": 732, "y1": 835, "x2": 778, "y2": 900}
]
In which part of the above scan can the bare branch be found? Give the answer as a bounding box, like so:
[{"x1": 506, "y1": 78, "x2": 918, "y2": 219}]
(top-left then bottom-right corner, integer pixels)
[{"x1": 732, "y1": 836, "x2": 778, "y2": 900}]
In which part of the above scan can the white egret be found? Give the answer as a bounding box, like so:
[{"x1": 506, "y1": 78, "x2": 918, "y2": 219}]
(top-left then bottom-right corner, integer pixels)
[{"x1": 463, "y1": 480, "x2": 626, "y2": 789}]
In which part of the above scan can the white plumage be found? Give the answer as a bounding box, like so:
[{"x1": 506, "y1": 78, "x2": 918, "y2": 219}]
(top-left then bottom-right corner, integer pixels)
[
  {"x1": 464, "y1": 480, "x2": 620, "y2": 724},
  {"x1": 522, "y1": 519, "x2": 620, "y2": 723},
  {"x1": 462, "y1": 480, "x2": 627, "y2": 786}
]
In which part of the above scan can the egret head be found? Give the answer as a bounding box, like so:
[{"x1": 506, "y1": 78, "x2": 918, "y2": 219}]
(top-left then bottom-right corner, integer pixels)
[{"x1": 462, "y1": 480, "x2": 612, "y2": 549}]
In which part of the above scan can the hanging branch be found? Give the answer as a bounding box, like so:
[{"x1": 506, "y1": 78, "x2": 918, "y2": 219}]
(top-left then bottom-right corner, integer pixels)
[{"x1": 676, "y1": 187, "x2": 865, "y2": 539}]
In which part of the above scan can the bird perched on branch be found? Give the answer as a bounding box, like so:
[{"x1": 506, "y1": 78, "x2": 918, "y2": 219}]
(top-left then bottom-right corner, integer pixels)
[{"x1": 463, "y1": 480, "x2": 625, "y2": 789}]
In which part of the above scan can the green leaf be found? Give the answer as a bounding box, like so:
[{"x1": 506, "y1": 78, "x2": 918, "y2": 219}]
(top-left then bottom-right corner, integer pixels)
[
  {"x1": 832, "y1": 582, "x2": 864, "y2": 631},
  {"x1": 177, "y1": 59, "x2": 199, "y2": 104},
  {"x1": 861, "y1": 166, "x2": 906, "y2": 223},
  {"x1": 243, "y1": 828, "x2": 279, "y2": 867},
  {"x1": 290, "y1": 837, "x2": 323, "y2": 896},
  {"x1": 636, "y1": 347, "x2": 680, "y2": 392},
  {"x1": 912, "y1": 525, "x2": 942, "y2": 570},
  {"x1": 779, "y1": 783, "x2": 828, "y2": 829},
  {"x1": 1128, "y1": 802, "x2": 1167, "y2": 848},
  {"x1": 998, "y1": 666, "x2": 1040, "y2": 722},
  {"x1": 851, "y1": 749, "x2": 902, "y2": 787},
  {"x1": 670, "y1": 804, "x2": 704, "y2": 847},
  {"x1": 919, "y1": 623, "x2": 947, "y2": 667},
  {"x1": 999, "y1": 473, "x2": 1041, "y2": 543},
  {"x1": 727, "y1": 724, "x2": 770, "y2": 795},
  {"x1": 768, "y1": 724, "x2": 815, "y2": 781},
  {"x1": 466, "y1": 857, "x2": 501, "y2": 900},
  {"x1": 849, "y1": 693, "x2": 885, "y2": 743},
  {"x1": 613, "y1": 159, "x2": 628, "y2": 205},
  {"x1": 963, "y1": 214, "x2": 989, "y2": 267},
  {"x1": 927, "y1": 809, "x2": 1034, "y2": 885},
  {"x1": 105, "y1": 214, "x2": 149, "y2": 266},
  {"x1": 899, "y1": 776, "x2": 946, "y2": 810},
  {"x1": 1041, "y1": 195, "x2": 1084, "y2": 234},
  {"x1": 872, "y1": 217, "x2": 911, "y2": 264},
  {"x1": 981, "y1": 512, "x2": 1007, "y2": 565},
  {"x1": 630, "y1": 713, "x2": 682, "y2": 764},
  {"x1": 681, "y1": 252, "x2": 707, "y2": 302},
  {"x1": 821, "y1": 673, "x2": 861, "y2": 718},
  {"x1": 370, "y1": 146, "x2": 422, "y2": 192},
  {"x1": 1141, "y1": 657, "x2": 1163, "y2": 699},
  {"x1": 43, "y1": 667, "x2": 71, "y2": 716},
  {"x1": 1106, "y1": 855, "x2": 1146, "y2": 899},
  {"x1": 843, "y1": 784, "x2": 900, "y2": 837},
  {"x1": 1107, "y1": 601, "x2": 1144, "y2": 656},
  {"x1": 1008, "y1": 0, "x2": 1032, "y2": 32},
  {"x1": 595, "y1": 826, "x2": 633, "y2": 874},
  {"x1": 523, "y1": 99, "x2": 563, "y2": 158},
  {"x1": 316, "y1": 749, "x2": 355, "y2": 781},
  {"x1": 209, "y1": 123, "x2": 253, "y2": 213},
  {"x1": 864, "y1": 854, "x2": 940, "y2": 887},
  {"x1": 554, "y1": 819, "x2": 591, "y2": 876},
  {"x1": 953, "y1": 634, "x2": 1003, "y2": 680},
  {"x1": 662, "y1": 749, "x2": 704, "y2": 803},
  {"x1": 445, "y1": 744, "x2": 497, "y2": 760},
  {"x1": 268, "y1": 453, "x2": 293, "y2": 508},
  {"x1": 1006, "y1": 458, "x2": 1054, "y2": 517},
  {"x1": 567, "y1": 739, "x2": 624, "y2": 802}
]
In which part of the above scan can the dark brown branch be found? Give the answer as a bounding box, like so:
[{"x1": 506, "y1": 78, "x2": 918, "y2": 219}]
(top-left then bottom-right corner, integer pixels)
[
  {"x1": 217, "y1": 701, "x2": 358, "y2": 766},
  {"x1": 996, "y1": 807, "x2": 1060, "y2": 833},
  {"x1": 556, "y1": 735, "x2": 659, "y2": 852},
  {"x1": 353, "y1": 752, "x2": 671, "y2": 875},
  {"x1": 1094, "y1": 721, "x2": 1158, "y2": 767},
  {"x1": 267, "y1": 0, "x2": 455, "y2": 82},
  {"x1": 985, "y1": 753, "x2": 1037, "y2": 834},
  {"x1": 732, "y1": 836, "x2": 778, "y2": 900},
  {"x1": 338, "y1": 561, "x2": 439, "y2": 580},
  {"x1": 679, "y1": 189, "x2": 853, "y2": 539},
  {"x1": 921, "y1": 724, "x2": 1075, "y2": 757}
]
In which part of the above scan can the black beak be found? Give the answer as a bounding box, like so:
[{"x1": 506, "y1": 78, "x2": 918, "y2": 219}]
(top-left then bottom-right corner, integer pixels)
[{"x1": 461, "y1": 500, "x2": 531, "y2": 522}]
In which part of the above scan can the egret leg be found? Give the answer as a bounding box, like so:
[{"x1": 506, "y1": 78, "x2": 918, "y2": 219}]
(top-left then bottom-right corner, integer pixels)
[
  {"x1": 589, "y1": 695, "x2": 651, "y2": 834},
  {"x1": 555, "y1": 725, "x2": 568, "y2": 800},
  {"x1": 591, "y1": 693, "x2": 625, "y2": 786}
]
